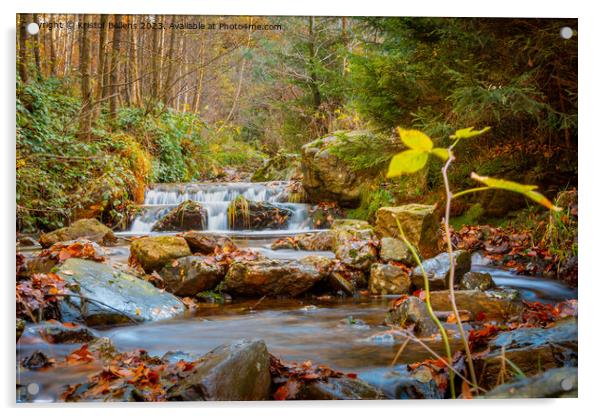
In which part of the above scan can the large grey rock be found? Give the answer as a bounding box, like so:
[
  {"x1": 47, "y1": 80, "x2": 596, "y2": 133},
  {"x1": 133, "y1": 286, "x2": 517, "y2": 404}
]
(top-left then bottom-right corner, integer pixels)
[
  {"x1": 411, "y1": 250, "x2": 471, "y2": 290},
  {"x1": 369, "y1": 263, "x2": 411, "y2": 295},
  {"x1": 56, "y1": 258, "x2": 185, "y2": 325},
  {"x1": 375, "y1": 204, "x2": 439, "y2": 258},
  {"x1": 39, "y1": 219, "x2": 116, "y2": 248},
  {"x1": 301, "y1": 131, "x2": 387, "y2": 207},
  {"x1": 379, "y1": 237, "x2": 414, "y2": 265},
  {"x1": 152, "y1": 201, "x2": 208, "y2": 232},
  {"x1": 166, "y1": 339, "x2": 271, "y2": 401},
  {"x1": 484, "y1": 367, "x2": 577, "y2": 398},
  {"x1": 298, "y1": 377, "x2": 384, "y2": 400},
  {"x1": 159, "y1": 255, "x2": 226, "y2": 296},
  {"x1": 129, "y1": 236, "x2": 191, "y2": 273},
  {"x1": 385, "y1": 296, "x2": 439, "y2": 337},
  {"x1": 222, "y1": 259, "x2": 323, "y2": 297},
  {"x1": 476, "y1": 319, "x2": 577, "y2": 389}
]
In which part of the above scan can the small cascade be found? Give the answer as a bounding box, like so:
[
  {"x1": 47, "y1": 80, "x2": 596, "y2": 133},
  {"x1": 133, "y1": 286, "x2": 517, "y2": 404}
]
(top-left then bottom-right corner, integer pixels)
[{"x1": 128, "y1": 181, "x2": 312, "y2": 234}]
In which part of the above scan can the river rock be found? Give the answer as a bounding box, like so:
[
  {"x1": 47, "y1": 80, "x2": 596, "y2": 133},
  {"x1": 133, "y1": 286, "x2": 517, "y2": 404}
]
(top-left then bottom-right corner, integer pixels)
[
  {"x1": 56, "y1": 258, "x2": 185, "y2": 325},
  {"x1": 411, "y1": 250, "x2": 471, "y2": 290},
  {"x1": 385, "y1": 296, "x2": 439, "y2": 337},
  {"x1": 21, "y1": 321, "x2": 99, "y2": 344},
  {"x1": 359, "y1": 367, "x2": 444, "y2": 399},
  {"x1": 379, "y1": 237, "x2": 414, "y2": 265},
  {"x1": 369, "y1": 264, "x2": 411, "y2": 295},
  {"x1": 271, "y1": 231, "x2": 335, "y2": 251},
  {"x1": 375, "y1": 204, "x2": 439, "y2": 258},
  {"x1": 308, "y1": 203, "x2": 346, "y2": 229},
  {"x1": 301, "y1": 131, "x2": 386, "y2": 207},
  {"x1": 159, "y1": 255, "x2": 226, "y2": 296},
  {"x1": 475, "y1": 318, "x2": 577, "y2": 389},
  {"x1": 222, "y1": 259, "x2": 323, "y2": 297},
  {"x1": 17, "y1": 235, "x2": 38, "y2": 247},
  {"x1": 484, "y1": 366, "x2": 577, "y2": 398},
  {"x1": 429, "y1": 289, "x2": 524, "y2": 321},
  {"x1": 181, "y1": 231, "x2": 235, "y2": 254},
  {"x1": 166, "y1": 339, "x2": 271, "y2": 401},
  {"x1": 332, "y1": 220, "x2": 378, "y2": 271},
  {"x1": 39, "y1": 219, "x2": 116, "y2": 248},
  {"x1": 297, "y1": 376, "x2": 384, "y2": 400},
  {"x1": 129, "y1": 236, "x2": 191, "y2": 273},
  {"x1": 459, "y1": 271, "x2": 495, "y2": 291},
  {"x1": 228, "y1": 197, "x2": 293, "y2": 230},
  {"x1": 151, "y1": 201, "x2": 208, "y2": 232}
]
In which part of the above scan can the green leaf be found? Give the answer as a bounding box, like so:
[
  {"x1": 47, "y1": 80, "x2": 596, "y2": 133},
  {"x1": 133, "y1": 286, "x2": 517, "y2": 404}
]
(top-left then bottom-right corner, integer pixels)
[
  {"x1": 397, "y1": 128, "x2": 433, "y2": 151},
  {"x1": 470, "y1": 173, "x2": 562, "y2": 211},
  {"x1": 430, "y1": 148, "x2": 449, "y2": 161},
  {"x1": 387, "y1": 150, "x2": 429, "y2": 177},
  {"x1": 450, "y1": 126, "x2": 491, "y2": 140}
]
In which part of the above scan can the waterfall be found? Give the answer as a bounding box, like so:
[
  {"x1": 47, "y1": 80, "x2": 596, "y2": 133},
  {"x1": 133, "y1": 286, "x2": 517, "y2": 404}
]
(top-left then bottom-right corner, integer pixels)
[{"x1": 127, "y1": 182, "x2": 311, "y2": 234}]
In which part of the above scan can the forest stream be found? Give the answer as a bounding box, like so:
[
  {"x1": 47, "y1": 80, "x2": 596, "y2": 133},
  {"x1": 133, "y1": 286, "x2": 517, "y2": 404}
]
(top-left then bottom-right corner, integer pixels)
[{"x1": 16, "y1": 181, "x2": 577, "y2": 402}]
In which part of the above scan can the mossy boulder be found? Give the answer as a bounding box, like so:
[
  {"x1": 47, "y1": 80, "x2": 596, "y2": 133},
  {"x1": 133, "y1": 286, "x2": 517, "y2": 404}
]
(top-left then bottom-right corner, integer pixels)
[
  {"x1": 369, "y1": 263, "x2": 411, "y2": 295},
  {"x1": 56, "y1": 258, "x2": 185, "y2": 325},
  {"x1": 158, "y1": 255, "x2": 226, "y2": 296},
  {"x1": 375, "y1": 204, "x2": 439, "y2": 258},
  {"x1": 129, "y1": 236, "x2": 191, "y2": 273},
  {"x1": 39, "y1": 219, "x2": 116, "y2": 248},
  {"x1": 301, "y1": 131, "x2": 381, "y2": 207},
  {"x1": 251, "y1": 153, "x2": 301, "y2": 182},
  {"x1": 152, "y1": 200, "x2": 208, "y2": 232},
  {"x1": 227, "y1": 197, "x2": 293, "y2": 230}
]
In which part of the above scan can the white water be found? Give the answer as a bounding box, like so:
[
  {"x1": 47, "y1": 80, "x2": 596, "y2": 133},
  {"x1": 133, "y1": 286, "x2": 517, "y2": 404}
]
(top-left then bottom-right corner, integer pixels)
[{"x1": 128, "y1": 181, "x2": 311, "y2": 234}]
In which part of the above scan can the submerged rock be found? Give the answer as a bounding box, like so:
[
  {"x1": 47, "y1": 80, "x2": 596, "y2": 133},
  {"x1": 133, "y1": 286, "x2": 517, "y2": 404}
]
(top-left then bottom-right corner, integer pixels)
[
  {"x1": 484, "y1": 366, "x2": 578, "y2": 398},
  {"x1": 222, "y1": 258, "x2": 323, "y2": 297},
  {"x1": 385, "y1": 296, "x2": 439, "y2": 337},
  {"x1": 476, "y1": 318, "x2": 578, "y2": 389},
  {"x1": 301, "y1": 131, "x2": 386, "y2": 207},
  {"x1": 411, "y1": 250, "x2": 471, "y2": 290},
  {"x1": 159, "y1": 255, "x2": 226, "y2": 296},
  {"x1": 228, "y1": 197, "x2": 293, "y2": 230},
  {"x1": 379, "y1": 237, "x2": 414, "y2": 265},
  {"x1": 459, "y1": 271, "x2": 496, "y2": 291},
  {"x1": 181, "y1": 231, "x2": 235, "y2": 255},
  {"x1": 151, "y1": 201, "x2": 208, "y2": 232},
  {"x1": 166, "y1": 339, "x2": 271, "y2": 401},
  {"x1": 129, "y1": 236, "x2": 191, "y2": 273},
  {"x1": 39, "y1": 219, "x2": 116, "y2": 248},
  {"x1": 375, "y1": 204, "x2": 439, "y2": 258},
  {"x1": 298, "y1": 377, "x2": 384, "y2": 400},
  {"x1": 369, "y1": 263, "x2": 411, "y2": 295},
  {"x1": 429, "y1": 289, "x2": 524, "y2": 321},
  {"x1": 56, "y1": 258, "x2": 185, "y2": 325}
]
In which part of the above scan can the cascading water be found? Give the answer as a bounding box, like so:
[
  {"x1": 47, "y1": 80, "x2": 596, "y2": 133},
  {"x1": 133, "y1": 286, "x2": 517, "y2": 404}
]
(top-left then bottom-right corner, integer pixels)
[{"x1": 127, "y1": 181, "x2": 312, "y2": 234}]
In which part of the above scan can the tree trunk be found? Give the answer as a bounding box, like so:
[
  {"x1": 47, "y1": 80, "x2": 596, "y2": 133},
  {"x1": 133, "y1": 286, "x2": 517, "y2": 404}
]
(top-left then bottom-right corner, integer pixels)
[
  {"x1": 109, "y1": 14, "x2": 123, "y2": 122},
  {"x1": 78, "y1": 14, "x2": 92, "y2": 140},
  {"x1": 162, "y1": 15, "x2": 178, "y2": 104},
  {"x1": 192, "y1": 21, "x2": 207, "y2": 114},
  {"x1": 97, "y1": 14, "x2": 108, "y2": 103},
  {"x1": 49, "y1": 14, "x2": 57, "y2": 77},
  {"x1": 18, "y1": 14, "x2": 29, "y2": 83},
  {"x1": 307, "y1": 16, "x2": 321, "y2": 111},
  {"x1": 32, "y1": 13, "x2": 42, "y2": 79}
]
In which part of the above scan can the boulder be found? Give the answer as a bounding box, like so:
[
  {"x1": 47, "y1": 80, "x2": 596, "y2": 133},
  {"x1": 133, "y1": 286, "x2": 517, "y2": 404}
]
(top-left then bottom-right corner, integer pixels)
[
  {"x1": 181, "y1": 231, "x2": 235, "y2": 255},
  {"x1": 374, "y1": 204, "x2": 439, "y2": 258},
  {"x1": 332, "y1": 220, "x2": 378, "y2": 271},
  {"x1": 411, "y1": 250, "x2": 471, "y2": 290},
  {"x1": 459, "y1": 271, "x2": 496, "y2": 291},
  {"x1": 166, "y1": 339, "x2": 271, "y2": 401},
  {"x1": 484, "y1": 367, "x2": 577, "y2": 398},
  {"x1": 151, "y1": 201, "x2": 208, "y2": 232},
  {"x1": 129, "y1": 236, "x2": 191, "y2": 273},
  {"x1": 39, "y1": 219, "x2": 116, "y2": 248},
  {"x1": 379, "y1": 237, "x2": 414, "y2": 265},
  {"x1": 270, "y1": 231, "x2": 335, "y2": 252},
  {"x1": 385, "y1": 296, "x2": 439, "y2": 337},
  {"x1": 158, "y1": 255, "x2": 226, "y2": 296},
  {"x1": 301, "y1": 131, "x2": 388, "y2": 207},
  {"x1": 369, "y1": 264, "x2": 411, "y2": 295},
  {"x1": 251, "y1": 153, "x2": 301, "y2": 182},
  {"x1": 476, "y1": 319, "x2": 577, "y2": 390},
  {"x1": 56, "y1": 258, "x2": 185, "y2": 325},
  {"x1": 222, "y1": 259, "x2": 323, "y2": 297},
  {"x1": 297, "y1": 377, "x2": 384, "y2": 400},
  {"x1": 228, "y1": 197, "x2": 293, "y2": 230},
  {"x1": 429, "y1": 289, "x2": 524, "y2": 321}
]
